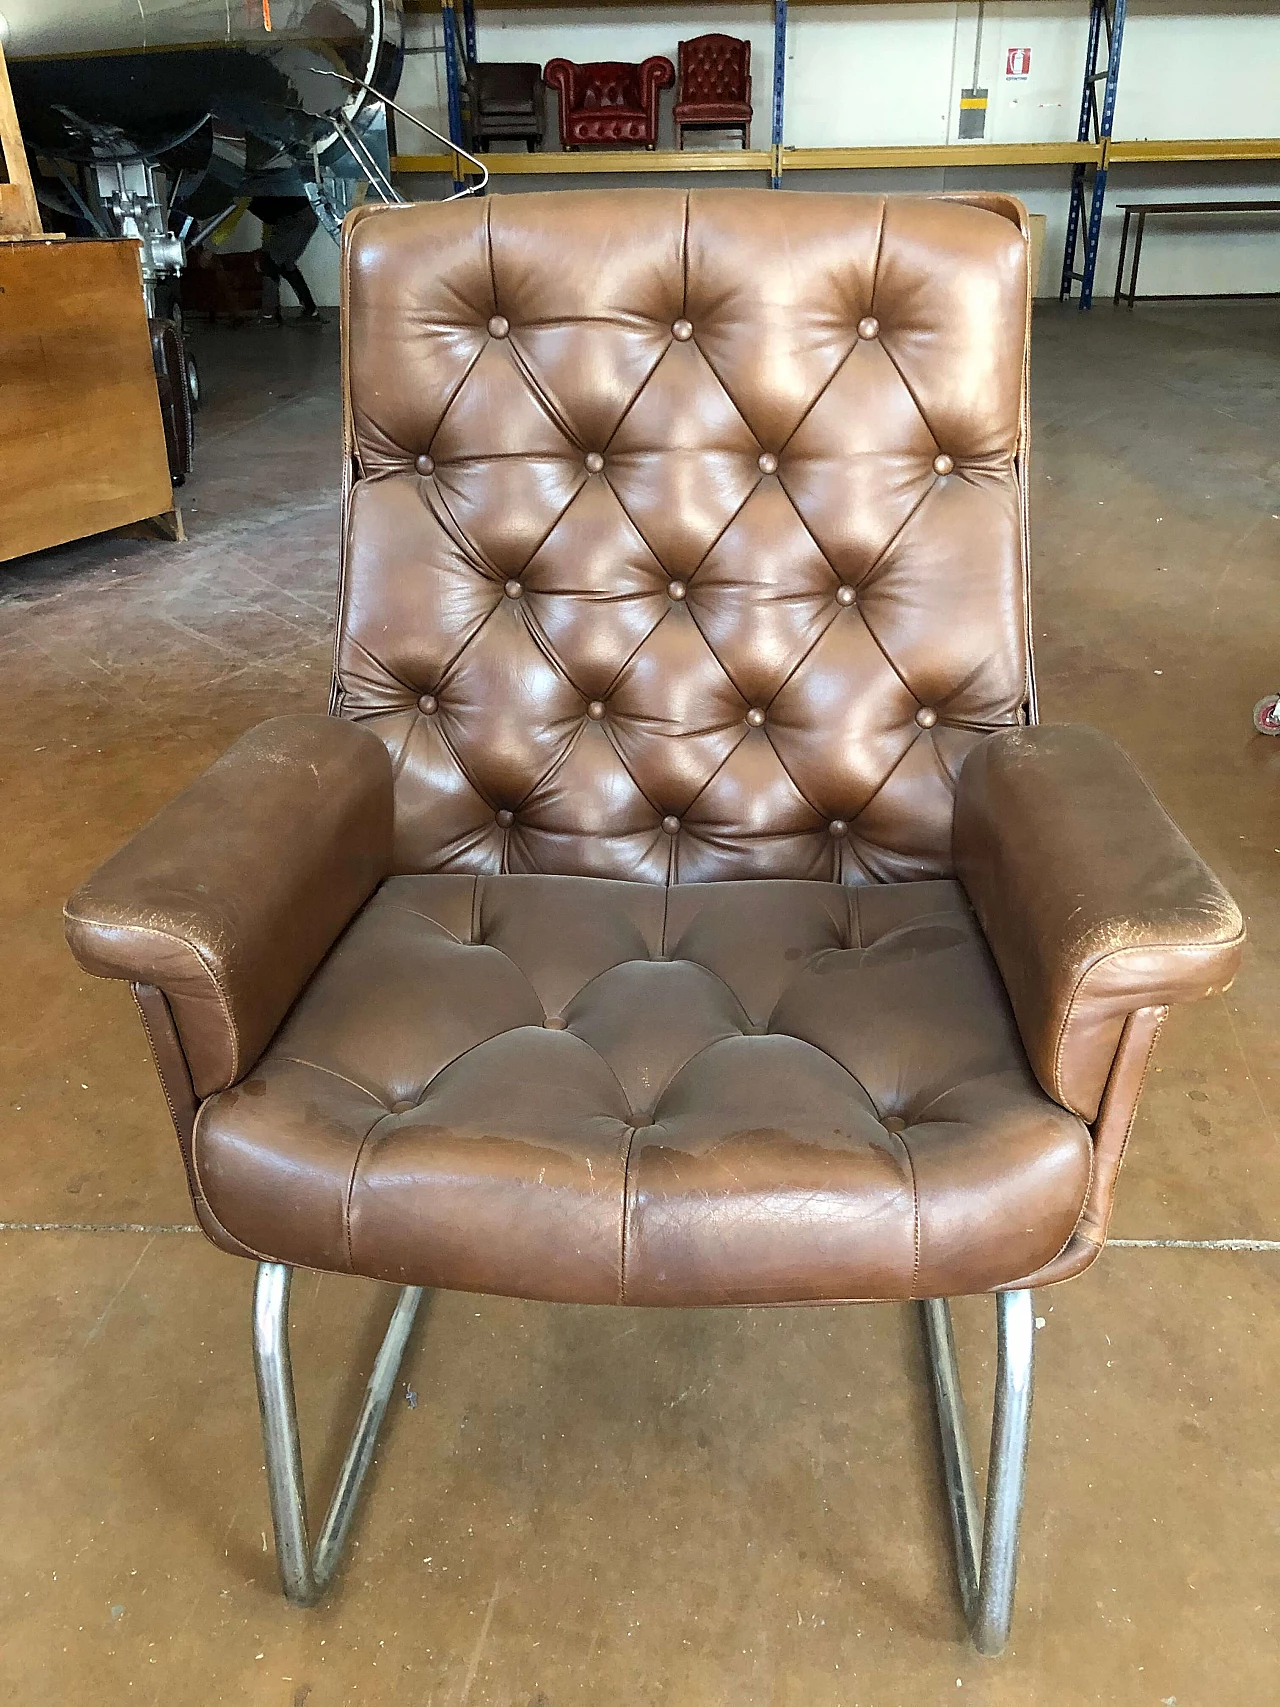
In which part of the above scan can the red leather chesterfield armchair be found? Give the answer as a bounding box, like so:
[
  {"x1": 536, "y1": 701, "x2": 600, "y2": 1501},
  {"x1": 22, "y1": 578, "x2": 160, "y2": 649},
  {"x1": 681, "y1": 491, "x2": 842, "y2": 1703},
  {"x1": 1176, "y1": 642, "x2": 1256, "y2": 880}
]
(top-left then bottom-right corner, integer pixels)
[
  {"x1": 66, "y1": 190, "x2": 1243, "y2": 1651},
  {"x1": 543, "y1": 57, "x2": 673, "y2": 149},
  {"x1": 674, "y1": 33, "x2": 753, "y2": 150}
]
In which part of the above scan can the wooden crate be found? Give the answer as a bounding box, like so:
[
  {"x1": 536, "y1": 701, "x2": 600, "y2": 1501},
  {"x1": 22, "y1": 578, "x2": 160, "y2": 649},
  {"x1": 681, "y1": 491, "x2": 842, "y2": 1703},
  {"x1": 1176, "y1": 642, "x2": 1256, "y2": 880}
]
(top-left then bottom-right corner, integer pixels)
[{"x1": 1, "y1": 239, "x2": 175, "y2": 562}]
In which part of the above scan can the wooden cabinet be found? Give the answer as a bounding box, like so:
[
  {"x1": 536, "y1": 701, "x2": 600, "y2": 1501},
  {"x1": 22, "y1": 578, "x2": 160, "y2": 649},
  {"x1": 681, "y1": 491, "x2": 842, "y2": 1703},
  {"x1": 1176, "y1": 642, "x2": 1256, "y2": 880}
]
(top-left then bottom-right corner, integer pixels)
[{"x1": 1, "y1": 239, "x2": 175, "y2": 563}]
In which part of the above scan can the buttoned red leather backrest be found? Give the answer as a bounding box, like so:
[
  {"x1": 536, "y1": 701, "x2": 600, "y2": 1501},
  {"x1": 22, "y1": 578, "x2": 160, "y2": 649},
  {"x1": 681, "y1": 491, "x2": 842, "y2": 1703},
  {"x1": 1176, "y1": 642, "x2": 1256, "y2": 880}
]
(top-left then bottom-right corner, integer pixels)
[
  {"x1": 337, "y1": 189, "x2": 1032, "y2": 885},
  {"x1": 559, "y1": 61, "x2": 643, "y2": 110},
  {"x1": 679, "y1": 34, "x2": 751, "y2": 104}
]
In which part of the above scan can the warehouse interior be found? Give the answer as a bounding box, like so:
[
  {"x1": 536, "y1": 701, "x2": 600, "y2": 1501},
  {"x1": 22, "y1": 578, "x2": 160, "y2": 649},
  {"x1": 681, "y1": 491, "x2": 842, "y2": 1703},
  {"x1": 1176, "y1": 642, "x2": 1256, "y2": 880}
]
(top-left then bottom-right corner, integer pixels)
[{"x1": 1, "y1": 3, "x2": 1277, "y2": 1703}]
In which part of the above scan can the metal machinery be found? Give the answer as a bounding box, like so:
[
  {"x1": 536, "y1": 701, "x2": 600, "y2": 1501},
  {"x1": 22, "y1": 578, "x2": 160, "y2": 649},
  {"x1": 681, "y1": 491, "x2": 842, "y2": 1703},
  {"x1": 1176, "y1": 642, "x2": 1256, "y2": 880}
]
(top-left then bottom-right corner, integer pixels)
[{"x1": 0, "y1": 1, "x2": 408, "y2": 476}]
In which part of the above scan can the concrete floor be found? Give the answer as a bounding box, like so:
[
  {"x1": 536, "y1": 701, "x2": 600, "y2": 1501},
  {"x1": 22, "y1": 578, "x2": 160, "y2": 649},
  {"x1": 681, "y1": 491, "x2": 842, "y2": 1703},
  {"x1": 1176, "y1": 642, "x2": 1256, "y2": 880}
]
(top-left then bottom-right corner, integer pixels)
[{"x1": 1, "y1": 302, "x2": 1277, "y2": 1704}]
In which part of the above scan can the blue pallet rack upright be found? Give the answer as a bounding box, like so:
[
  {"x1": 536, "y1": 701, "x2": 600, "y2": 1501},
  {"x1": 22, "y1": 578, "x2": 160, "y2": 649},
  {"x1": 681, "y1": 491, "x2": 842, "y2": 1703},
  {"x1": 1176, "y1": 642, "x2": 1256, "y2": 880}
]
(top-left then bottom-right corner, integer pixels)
[
  {"x1": 440, "y1": 0, "x2": 474, "y2": 193},
  {"x1": 1060, "y1": 0, "x2": 1128, "y2": 308},
  {"x1": 771, "y1": 1, "x2": 788, "y2": 188}
]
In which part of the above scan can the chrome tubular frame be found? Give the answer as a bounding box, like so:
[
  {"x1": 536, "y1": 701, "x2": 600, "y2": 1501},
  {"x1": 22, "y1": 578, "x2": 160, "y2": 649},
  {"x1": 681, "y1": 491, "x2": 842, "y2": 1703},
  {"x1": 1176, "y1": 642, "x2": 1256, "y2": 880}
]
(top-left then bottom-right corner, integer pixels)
[
  {"x1": 921, "y1": 1289, "x2": 1035, "y2": 1657},
  {"x1": 252, "y1": 1262, "x2": 424, "y2": 1606},
  {"x1": 252, "y1": 1259, "x2": 1032, "y2": 1642}
]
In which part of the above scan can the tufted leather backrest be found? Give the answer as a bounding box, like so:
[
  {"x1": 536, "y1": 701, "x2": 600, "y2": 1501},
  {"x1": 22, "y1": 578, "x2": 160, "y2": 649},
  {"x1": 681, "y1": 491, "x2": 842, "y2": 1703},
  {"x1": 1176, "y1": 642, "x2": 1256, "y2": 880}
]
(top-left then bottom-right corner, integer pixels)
[
  {"x1": 547, "y1": 60, "x2": 642, "y2": 110},
  {"x1": 678, "y1": 34, "x2": 751, "y2": 105},
  {"x1": 337, "y1": 190, "x2": 1033, "y2": 886}
]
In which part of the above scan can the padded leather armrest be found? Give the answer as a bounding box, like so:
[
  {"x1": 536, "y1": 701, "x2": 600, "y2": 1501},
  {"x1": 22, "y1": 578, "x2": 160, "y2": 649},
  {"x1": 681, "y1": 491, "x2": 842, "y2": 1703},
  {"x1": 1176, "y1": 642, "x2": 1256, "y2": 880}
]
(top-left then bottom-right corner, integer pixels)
[
  {"x1": 65, "y1": 715, "x2": 393, "y2": 1099},
  {"x1": 954, "y1": 724, "x2": 1244, "y2": 1122},
  {"x1": 640, "y1": 55, "x2": 677, "y2": 96},
  {"x1": 542, "y1": 59, "x2": 574, "y2": 98}
]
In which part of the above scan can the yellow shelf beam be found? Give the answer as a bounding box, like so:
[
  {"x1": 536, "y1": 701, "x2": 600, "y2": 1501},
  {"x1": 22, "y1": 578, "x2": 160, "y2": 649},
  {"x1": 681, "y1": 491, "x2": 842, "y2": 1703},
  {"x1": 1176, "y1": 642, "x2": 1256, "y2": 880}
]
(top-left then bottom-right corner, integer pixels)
[
  {"x1": 393, "y1": 141, "x2": 1103, "y2": 177},
  {"x1": 393, "y1": 149, "x2": 771, "y2": 174},
  {"x1": 1107, "y1": 137, "x2": 1280, "y2": 164},
  {"x1": 782, "y1": 141, "x2": 1102, "y2": 170}
]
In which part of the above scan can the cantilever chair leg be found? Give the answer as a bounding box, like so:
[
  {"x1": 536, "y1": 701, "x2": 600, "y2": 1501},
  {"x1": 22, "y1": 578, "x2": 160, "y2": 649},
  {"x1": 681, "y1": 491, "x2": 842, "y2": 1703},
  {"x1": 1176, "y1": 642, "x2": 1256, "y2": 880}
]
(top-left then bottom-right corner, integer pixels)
[
  {"x1": 921, "y1": 1289, "x2": 1035, "y2": 1657},
  {"x1": 252, "y1": 1262, "x2": 425, "y2": 1606}
]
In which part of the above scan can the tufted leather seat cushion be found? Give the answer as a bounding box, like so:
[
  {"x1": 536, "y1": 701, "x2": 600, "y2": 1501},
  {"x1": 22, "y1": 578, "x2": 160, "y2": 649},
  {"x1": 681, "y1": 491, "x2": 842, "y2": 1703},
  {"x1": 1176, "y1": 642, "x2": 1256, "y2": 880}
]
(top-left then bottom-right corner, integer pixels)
[{"x1": 194, "y1": 873, "x2": 1091, "y2": 1304}]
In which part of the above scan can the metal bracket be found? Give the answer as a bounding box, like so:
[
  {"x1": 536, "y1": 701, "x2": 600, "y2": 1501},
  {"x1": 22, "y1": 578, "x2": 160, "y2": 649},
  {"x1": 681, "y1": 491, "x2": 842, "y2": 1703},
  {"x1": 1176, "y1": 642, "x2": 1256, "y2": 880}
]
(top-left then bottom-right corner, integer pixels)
[
  {"x1": 253, "y1": 1263, "x2": 424, "y2": 1606},
  {"x1": 921, "y1": 1289, "x2": 1035, "y2": 1656}
]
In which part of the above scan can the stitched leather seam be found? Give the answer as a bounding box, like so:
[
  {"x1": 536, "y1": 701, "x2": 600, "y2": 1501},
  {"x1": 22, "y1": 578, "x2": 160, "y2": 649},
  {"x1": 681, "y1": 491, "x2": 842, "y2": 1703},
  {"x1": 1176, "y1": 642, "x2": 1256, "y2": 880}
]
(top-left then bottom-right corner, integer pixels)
[
  {"x1": 434, "y1": 462, "x2": 581, "y2": 587},
  {"x1": 869, "y1": 195, "x2": 888, "y2": 313},
  {"x1": 190, "y1": 1099, "x2": 288, "y2": 1264},
  {"x1": 133, "y1": 990, "x2": 188, "y2": 1140},
  {"x1": 898, "y1": 1128, "x2": 922, "y2": 1300},
  {"x1": 840, "y1": 728, "x2": 921, "y2": 825},
  {"x1": 342, "y1": 1109, "x2": 399, "y2": 1274},
  {"x1": 585, "y1": 598, "x2": 672, "y2": 704},
  {"x1": 681, "y1": 190, "x2": 690, "y2": 314},
  {"x1": 506, "y1": 335, "x2": 586, "y2": 451},
  {"x1": 650, "y1": 1024, "x2": 762, "y2": 1117},
  {"x1": 1052, "y1": 928, "x2": 1247, "y2": 1108},
  {"x1": 130, "y1": 986, "x2": 259, "y2": 1260},
  {"x1": 618, "y1": 1122, "x2": 638, "y2": 1303},
  {"x1": 469, "y1": 873, "x2": 481, "y2": 945},
  {"x1": 420, "y1": 472, "x2": 500, "y2": 566},
  {"x1": 775, "y1": 338, "x2": 863, "y2": 461},
  {"x1": 665, "y1": 722, "x2": 751, "y2": 825},
  {"x1": 1095, "y1": 1011, "x2": 1165, "y2": 1233},
  {"x1": 276, "y1": 1056, "x2": 387, "y2": 1104},
  {"x1": 519, "y1": 602, "x2": 596, "y2": 704},
  {"x1": 370, "y1": 898, "x2": 466, "y2": 945},
  {"x1": 732, "y1": 578, "x2": 841, "y2": 710},
  {"x1": 660, "y1": 882, "x2": 671, "y2": 955},
  {"x1": 484, "y1": 195, "x2": 499, "y2": 321},
  {"x1": 873, "y1": 336, "x2": 940, "y2": 463},
  {"x1": 65, "y1": 914, "x2": 242, "y2": 1086}
]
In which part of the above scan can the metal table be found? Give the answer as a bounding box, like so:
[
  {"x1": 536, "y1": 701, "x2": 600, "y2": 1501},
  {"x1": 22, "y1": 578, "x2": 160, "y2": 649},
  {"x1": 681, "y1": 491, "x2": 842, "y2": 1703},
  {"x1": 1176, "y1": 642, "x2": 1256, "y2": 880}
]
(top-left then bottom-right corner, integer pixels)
[{"x1": 1113, "y1": 198, "x2": 1280, "y2": 306}]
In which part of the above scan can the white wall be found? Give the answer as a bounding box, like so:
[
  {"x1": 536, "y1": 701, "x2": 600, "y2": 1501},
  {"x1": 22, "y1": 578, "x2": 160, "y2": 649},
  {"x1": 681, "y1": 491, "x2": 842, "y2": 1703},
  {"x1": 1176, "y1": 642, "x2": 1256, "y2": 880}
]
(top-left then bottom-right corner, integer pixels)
[{"x1": 299, "y1": 0, "x2": 1280, "y2": 304}]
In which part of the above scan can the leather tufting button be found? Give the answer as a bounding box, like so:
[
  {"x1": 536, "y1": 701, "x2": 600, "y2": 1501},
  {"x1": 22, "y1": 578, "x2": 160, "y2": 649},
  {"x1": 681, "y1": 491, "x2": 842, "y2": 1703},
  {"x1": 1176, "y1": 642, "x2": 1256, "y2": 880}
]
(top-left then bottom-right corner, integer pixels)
[
  {"x1": 745, "y1": 707, "x2": 766, "y2": 728},
  {"x1": 543, "y1": 1015, "x2": 567, "y2": 1031},
  {"x1": 757, "y1": 451, "x2": 778, "y2": 475},
  {"x1": 671, "y1": 318, "x2": 693, "y2": 341},
  {"x1": 881, "y1": 1115, "x2": 907, "y2": 1134},
  {"x1": 661, "y1": 815, "x2": 681, "y2": 835},
  {"x1": 495, "y1": 809, "x2": 514, "y2": 829},
  {"x1": 828, "y1": 819, "x2": 848, "y2": 838},
  {"x1": 586, "y1": 699, "x2": 606, "y2": 720},
  {"x1": 933, "y1": 453, "x2": 955, "y2": 476},
  {"x1": 390, "y1": 1099, "x2": 416, "y2": 1115},
  {"x1": 414, "y1": 453, "x2": 435, "y2": 476},
  {"x1": 667, "y1": 579, "x2": 687, "y2": 602},
  {"x1": 857, "y1": 316, "x2": 880, "y2": 340},
  {"x1": 504, "y1": 579, "x2": 523, "y2": 599},
  {"x1": 584, "y1": 451, "x2": 605, "y2": 474},
  {"x1": 915, "y1": 706, "x2": 939, "y2": 729},
  {"x1": 835, "y1": 584, "x2": 856, "y2": 607},
  {"x1": 487, "y1": 314, "x2": 509, "y2": 338},
  {"x1": 418, "y1": 693, "x2": 438, "y2": 715}
]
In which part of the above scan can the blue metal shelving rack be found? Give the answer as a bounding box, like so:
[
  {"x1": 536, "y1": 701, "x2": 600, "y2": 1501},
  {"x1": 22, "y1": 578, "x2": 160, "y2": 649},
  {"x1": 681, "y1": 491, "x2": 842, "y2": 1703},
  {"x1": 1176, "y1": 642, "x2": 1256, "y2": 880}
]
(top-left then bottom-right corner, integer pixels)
[
  {"x1": 1059, "y1": 0, "x2": 1128, "y2": 308},
  {"x1": 433, "y1": 0, "x2": 1134, "y2": 305},
  {"x1": 438, "y1": 0, "x2": 791, "y2": 189}
]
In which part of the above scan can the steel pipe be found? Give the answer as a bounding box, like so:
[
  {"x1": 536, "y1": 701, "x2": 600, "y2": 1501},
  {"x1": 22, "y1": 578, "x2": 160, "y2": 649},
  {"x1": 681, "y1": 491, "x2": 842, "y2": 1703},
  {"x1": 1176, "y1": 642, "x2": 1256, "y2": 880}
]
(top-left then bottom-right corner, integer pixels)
[
  {"x1": 921, "y1": 1289, "x2": 1035, "y2": 1657},
  {"x1": 252, "y1": 1262, "x2": 424, "y2": 1606}
]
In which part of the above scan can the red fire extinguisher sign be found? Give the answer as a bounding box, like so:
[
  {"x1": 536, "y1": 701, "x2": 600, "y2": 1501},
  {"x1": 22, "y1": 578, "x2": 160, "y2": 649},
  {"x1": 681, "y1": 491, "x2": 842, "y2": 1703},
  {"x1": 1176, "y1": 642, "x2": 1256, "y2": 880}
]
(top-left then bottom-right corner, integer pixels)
[{"x1": 1005, "y1": 47, "x2": 1031, "y2": 79}]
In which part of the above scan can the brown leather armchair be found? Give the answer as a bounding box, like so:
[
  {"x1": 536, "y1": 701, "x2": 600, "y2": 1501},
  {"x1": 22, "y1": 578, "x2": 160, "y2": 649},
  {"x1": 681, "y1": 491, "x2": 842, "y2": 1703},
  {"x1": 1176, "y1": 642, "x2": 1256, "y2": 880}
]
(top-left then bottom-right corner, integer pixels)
[
  {"x1": 66, "y1": 191, "x2": 1243, "y2": 1648},
  {"x1": 543, "y1": 57, "x2": 673, "y2": 150},
  {"x1": 674, "y1": 34, "x2": 753, "y2": 149}
]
